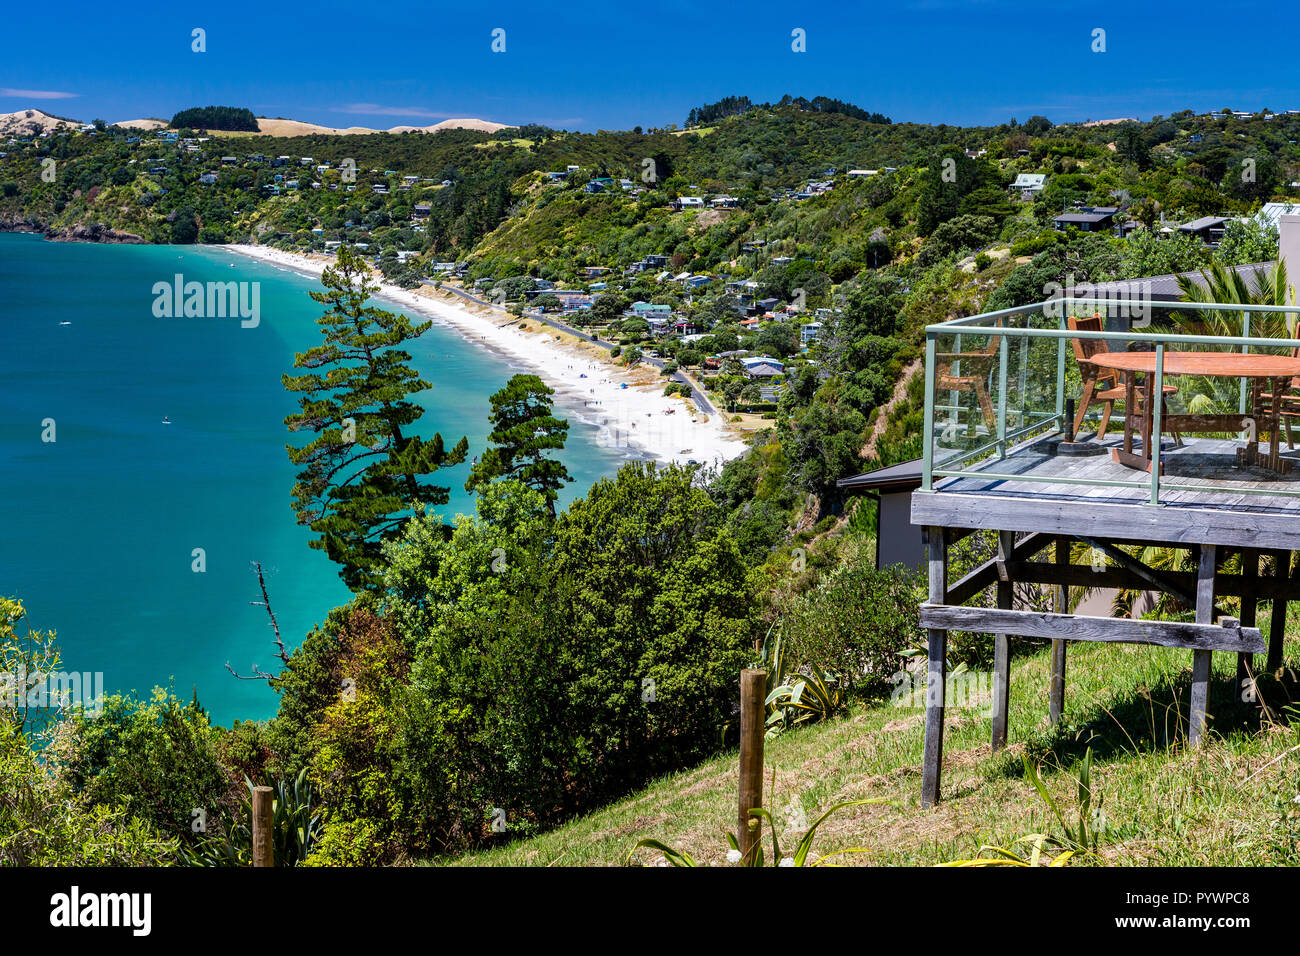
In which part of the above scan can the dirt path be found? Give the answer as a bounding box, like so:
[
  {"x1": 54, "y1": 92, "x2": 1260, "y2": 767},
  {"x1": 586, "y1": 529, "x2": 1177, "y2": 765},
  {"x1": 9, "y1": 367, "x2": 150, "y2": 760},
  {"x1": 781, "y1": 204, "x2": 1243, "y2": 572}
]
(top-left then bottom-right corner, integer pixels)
[{"x1": 860, "y1": 357, "x2": 922, "y2": 460}]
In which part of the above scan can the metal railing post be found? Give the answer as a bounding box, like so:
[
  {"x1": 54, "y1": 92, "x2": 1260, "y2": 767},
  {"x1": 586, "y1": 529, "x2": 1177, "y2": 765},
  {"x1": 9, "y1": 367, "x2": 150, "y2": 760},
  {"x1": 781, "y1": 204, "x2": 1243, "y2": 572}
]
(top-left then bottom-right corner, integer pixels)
[
  {"x1": 997, "y1": 335, "x2": 1009, "y2": 457},
  {"x1": 1240, "y1": 310, "x2": 1250, "y2": 416},
  {"x1": 950, "y1": 332, "x2": 961, "y2": 430},
  {"x1": 1149, "y1": 344, "x2": 1165, "y2": 506},
  {"x1": 922, "y1": 333, "x2": 936, "y2": 491},
  {"x1": 1017, "y1": 334, "x2": 1029, "y2": 430},
  {"x1": 1056, "y1": 312, "x2": 1067, "y2": 431}
]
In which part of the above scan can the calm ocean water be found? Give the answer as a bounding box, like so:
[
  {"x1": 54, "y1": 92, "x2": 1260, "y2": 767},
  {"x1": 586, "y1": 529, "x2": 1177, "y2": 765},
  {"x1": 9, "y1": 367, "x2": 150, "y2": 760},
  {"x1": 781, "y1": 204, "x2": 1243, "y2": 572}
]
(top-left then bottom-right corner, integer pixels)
[{"x1": 0, "y1": 233, "x2": 634, "y2": 724}]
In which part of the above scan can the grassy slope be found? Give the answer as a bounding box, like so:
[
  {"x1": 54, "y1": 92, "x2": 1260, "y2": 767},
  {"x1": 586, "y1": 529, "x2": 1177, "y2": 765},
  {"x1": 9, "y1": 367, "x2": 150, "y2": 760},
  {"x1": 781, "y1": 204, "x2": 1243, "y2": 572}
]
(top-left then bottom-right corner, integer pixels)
[{"x1": 444, "y1": 622, "x2": 1300, "y2": 867}]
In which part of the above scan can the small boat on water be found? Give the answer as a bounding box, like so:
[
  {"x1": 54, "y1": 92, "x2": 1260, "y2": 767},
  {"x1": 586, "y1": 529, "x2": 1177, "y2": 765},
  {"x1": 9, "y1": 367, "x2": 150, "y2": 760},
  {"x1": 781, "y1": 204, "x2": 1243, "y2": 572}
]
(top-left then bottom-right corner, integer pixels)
[{"x1": 161, "y1": 417, "x2": 171, "y2": 425}]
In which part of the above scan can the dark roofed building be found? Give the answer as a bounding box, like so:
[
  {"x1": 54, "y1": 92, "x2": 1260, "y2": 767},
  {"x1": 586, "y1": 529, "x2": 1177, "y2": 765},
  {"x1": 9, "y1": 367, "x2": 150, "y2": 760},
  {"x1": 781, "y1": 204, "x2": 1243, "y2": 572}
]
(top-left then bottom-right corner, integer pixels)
[
  {"x1": 1179, "y1": 216, "x2": 1235, "y2": 245},
  {"x1": 1087, "y1": 260, "x2": 1276, "y2": 302},
  {"x1": 837, "y1": 459, "x2": 925, "y2": 570},
  {"x1": 1053, "y1": 209, "x2": 1116, "y2": 233}
]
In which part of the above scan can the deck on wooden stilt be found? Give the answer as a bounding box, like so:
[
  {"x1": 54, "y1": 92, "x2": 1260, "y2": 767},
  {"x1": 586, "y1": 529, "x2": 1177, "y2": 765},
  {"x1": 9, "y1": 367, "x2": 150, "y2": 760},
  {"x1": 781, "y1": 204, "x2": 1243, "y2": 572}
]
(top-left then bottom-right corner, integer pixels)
[{"x1": 911, "y1": 434, "x2": 1296, "y2": 807}]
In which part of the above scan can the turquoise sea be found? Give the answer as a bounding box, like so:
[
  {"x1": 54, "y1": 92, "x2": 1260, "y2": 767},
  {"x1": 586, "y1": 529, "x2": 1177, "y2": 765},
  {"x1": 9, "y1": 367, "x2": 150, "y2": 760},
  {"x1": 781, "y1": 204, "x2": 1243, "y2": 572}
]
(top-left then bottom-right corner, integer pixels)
[{"x1": 0, "y1": 233, "x2": 633, "y2": 725}]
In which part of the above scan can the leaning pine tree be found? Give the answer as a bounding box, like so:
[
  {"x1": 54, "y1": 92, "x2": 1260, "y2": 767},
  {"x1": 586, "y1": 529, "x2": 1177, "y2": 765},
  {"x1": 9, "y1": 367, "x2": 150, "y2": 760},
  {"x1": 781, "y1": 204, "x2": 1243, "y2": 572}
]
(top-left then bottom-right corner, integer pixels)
[
  {"x1": 284, "y1": 245, "x2": 468, "y2": 590},
  {"x1": 465, "y1": 373, "x2": 572, "y2": 515}
]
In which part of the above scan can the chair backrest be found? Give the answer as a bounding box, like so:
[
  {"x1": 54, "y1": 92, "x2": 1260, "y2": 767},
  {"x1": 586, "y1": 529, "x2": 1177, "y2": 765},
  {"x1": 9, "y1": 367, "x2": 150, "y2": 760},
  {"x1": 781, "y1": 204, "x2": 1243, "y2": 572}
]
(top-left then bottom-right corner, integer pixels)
[
  {"x1": 1067, "y1": 314, "x2": 1109, "y2": 363},
  {"x1": 960, "y1": 318, "x2": 1001, "y2": 356}
]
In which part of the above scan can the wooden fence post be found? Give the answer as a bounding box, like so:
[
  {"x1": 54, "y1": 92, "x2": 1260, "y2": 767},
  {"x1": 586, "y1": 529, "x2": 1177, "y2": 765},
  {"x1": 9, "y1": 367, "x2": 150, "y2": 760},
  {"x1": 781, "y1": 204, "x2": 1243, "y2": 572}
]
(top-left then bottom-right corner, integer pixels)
[
  {"x1": 921, "y1": 525, "x2": 948, "y2": 808},
  {"x1": 1048, "y1": 536, "x2": 1069, "y2": 725},
  {"x1": 1267, "y1": 550, "x2": 1290, "y2": 672},
  {"x1": 1238, "y1": 548, "x2": 1259, "y2": 703},
  {"x1": 990, "y1": 530, "x2": 1014, "y2": 752},
  {"x1": 252, "y1": 785, "x2": 274, "y2": 868},
  {"x1": 1189, "y1": 545, "x2": 1216, "y2": 747},
  {"x1": 737, "y1": 668, "x2": 766, "y2": 864}
]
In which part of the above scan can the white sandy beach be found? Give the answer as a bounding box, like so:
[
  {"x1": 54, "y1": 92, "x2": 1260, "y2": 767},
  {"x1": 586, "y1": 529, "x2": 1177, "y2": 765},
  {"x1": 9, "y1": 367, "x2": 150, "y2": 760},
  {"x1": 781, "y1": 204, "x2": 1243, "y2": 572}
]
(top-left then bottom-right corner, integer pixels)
[{"x1": 223, "y1": 244, "x2": 748, "y2": 470}]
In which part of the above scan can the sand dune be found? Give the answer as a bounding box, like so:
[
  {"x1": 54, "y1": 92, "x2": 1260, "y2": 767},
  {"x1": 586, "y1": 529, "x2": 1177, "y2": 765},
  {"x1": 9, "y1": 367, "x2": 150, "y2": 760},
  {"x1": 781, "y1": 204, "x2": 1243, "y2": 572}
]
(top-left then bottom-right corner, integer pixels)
[
  {"x1": 3, "y1": 108, "x2": 509, "y2": 138},
  {"x1": 0, "y1": 109, "x2": 80, "y2": 134},
  {"x1": 112, "y1": 118, "x2": 168, "y2": 130},
  {"x1": 255, "y1": 116, "x2": 509, "y2": 136}
]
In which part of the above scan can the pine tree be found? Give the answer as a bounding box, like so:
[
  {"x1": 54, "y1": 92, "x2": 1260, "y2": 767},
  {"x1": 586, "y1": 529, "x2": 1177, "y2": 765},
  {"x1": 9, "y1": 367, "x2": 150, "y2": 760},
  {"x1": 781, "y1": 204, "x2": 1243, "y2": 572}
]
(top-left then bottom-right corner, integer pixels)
[
  {"x1": 284, "y1": 245, "x2": 468, "y2": 590},
  {"x1": 465, "y1": 374, "x2": 572, "y2": 515}
]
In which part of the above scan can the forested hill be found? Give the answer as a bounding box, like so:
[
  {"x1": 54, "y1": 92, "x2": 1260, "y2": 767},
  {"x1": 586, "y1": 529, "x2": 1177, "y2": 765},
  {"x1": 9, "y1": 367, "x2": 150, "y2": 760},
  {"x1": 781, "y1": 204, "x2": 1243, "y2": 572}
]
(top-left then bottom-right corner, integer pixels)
[
  {"x1": 6, "y1": 99, "x2": 1300, "y2": 864},
  {"x1": 0, "y1": 101, "x2": 1295, "y2": 519}
]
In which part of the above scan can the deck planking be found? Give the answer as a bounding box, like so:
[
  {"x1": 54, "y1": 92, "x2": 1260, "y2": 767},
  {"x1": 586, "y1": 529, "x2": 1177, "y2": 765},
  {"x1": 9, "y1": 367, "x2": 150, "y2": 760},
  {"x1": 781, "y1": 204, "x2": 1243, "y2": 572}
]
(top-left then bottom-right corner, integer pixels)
[{"x1": 914, "y1": 435, "x2": 1300, "y2": 550}]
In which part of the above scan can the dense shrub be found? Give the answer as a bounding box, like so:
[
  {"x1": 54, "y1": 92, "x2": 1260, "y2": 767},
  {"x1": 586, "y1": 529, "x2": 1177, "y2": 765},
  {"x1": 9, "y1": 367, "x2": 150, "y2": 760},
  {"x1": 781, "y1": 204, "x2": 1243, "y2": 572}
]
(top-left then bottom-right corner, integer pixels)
[
  {"x1": 917, "y1": 214, "x2": 997, "y2": 266},
  {"x1": 0, "y1": 722, "x2": 177, "y2": 865},
  {"x1": 266, "y1": 469, "x2": 757, "y2": 859},
  {"x1": 1009, "y1": 233, "x2": 1062, "y2": 257},
  {"x1": 780, "y1": 562, "x2": 926, "y2": 693},
  {"x1": 303, "y1": 607, "x2": 424, "y2": 864},
  {"x1": 50, "y1": 689, "x2": 234, "y2": 842},
  {"x1": 548, "y1": 463, "x2": 755, "y2": 791}
]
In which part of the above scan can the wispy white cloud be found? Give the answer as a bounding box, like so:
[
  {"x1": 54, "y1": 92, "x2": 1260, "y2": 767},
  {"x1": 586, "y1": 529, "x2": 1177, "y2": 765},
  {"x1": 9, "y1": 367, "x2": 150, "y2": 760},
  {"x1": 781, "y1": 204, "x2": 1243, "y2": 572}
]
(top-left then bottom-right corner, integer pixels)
[
  {"x1": 333, "y1": 103, "x2": 454, "y2": 119},
  {"x1": 0, "y1": 88, "x2": 79, "y2": 99}
]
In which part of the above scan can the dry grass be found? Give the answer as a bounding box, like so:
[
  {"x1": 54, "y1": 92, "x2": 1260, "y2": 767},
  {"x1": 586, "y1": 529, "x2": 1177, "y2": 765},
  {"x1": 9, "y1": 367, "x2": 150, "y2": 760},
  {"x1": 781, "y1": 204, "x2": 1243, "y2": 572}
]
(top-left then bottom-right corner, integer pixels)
[{"x1": 441, "y1": 635, "x2": 1300, "y2": 867}]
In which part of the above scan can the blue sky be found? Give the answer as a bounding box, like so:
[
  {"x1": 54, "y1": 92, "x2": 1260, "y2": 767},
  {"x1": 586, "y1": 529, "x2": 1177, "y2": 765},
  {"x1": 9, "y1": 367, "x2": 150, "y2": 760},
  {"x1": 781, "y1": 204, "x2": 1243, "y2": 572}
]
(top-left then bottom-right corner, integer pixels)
[{"x1": 4, "y1": 0, "x2": 1295, "y2": 131}]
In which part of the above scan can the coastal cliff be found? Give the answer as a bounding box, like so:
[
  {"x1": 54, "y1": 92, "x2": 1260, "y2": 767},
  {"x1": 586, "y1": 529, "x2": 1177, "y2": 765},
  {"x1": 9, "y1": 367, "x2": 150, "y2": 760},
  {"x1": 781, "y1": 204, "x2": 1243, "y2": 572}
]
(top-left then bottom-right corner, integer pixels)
[{"x1": 0, "y1": 217, "x2": 145, "y2": 243}]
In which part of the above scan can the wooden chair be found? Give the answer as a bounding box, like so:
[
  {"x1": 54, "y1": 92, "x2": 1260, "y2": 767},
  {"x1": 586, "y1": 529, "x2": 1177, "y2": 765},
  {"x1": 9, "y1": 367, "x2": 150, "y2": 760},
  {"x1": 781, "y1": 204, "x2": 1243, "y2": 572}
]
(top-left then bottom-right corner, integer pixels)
[
  {"x1": 936, "y1": 326, "x2": 1000, "y2": 431},
  {"x1": 1069, "y1": 315, "x2": 1179, "y2": 439},
  {"x1": 1257, "y1": 322, "x2": 1300, "y2": 449}
]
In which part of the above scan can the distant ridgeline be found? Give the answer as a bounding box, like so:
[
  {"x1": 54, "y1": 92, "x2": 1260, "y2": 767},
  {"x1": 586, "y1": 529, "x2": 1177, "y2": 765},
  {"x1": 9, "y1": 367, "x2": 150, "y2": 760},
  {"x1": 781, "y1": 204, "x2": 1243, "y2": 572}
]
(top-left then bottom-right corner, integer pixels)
[
  {"x1": 170, "y1": 106, "x2": 259, "y2": 131},
  {"x1": 685, "y1": 94, "x2": 892, "y2": 127},
  {"x1": 0, "y1": 95, "x2": 1293, "y2": 301}
]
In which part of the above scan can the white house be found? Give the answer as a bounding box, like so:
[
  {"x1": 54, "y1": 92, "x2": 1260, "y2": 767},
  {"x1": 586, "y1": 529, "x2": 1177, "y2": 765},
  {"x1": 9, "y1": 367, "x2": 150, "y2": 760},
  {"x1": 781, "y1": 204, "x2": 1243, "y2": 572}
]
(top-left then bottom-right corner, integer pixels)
[
  {"x1": 1257, "y1": 203, "x2": 1300, "y2": 229},
  {"x1": 1010, "y1": 173, "x2": 1047, "y2": 197}
]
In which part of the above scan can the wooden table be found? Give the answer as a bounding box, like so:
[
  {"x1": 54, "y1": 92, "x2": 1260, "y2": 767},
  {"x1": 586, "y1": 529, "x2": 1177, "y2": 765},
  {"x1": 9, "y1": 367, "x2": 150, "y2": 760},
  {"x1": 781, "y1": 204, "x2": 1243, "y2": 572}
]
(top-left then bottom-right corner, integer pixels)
[{"x1": 1082, "y1": 352, "x2": 1300, "y2": 473}]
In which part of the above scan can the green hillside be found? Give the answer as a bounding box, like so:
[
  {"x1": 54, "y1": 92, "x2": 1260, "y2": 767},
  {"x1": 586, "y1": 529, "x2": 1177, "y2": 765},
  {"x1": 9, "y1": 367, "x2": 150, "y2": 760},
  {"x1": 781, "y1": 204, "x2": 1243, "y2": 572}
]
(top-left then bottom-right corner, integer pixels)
[
  {"x1": 449, "y1": 628, "x2": 1300, "y2": 867},
  {"x1": 5, "y1": 98, "x2": 1300, "y2": 867}
]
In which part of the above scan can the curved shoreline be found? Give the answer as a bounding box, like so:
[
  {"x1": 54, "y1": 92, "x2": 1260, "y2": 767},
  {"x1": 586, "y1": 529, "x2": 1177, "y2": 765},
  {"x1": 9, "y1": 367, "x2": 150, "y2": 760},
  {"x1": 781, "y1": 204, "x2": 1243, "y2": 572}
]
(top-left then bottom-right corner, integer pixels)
[{"x1": 217, "y1": 243, "x2": 748, "y2": 470}]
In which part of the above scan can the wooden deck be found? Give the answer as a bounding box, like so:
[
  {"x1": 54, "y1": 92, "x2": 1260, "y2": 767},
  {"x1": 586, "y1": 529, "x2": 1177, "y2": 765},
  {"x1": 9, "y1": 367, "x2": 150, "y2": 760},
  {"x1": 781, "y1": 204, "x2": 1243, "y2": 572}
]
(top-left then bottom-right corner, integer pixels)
[{"x1": 913, "y1": 435, "x2": 1300, "y2": 551}]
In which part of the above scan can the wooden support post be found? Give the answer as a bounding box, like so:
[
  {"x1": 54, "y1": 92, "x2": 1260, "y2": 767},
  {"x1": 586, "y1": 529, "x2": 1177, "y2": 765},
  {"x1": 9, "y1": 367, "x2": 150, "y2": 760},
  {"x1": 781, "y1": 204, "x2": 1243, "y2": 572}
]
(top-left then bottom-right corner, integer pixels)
[
  {"x1": 991, "y1": 530, "x2": 1014, "y2": 753},
  {"x1": 1189, "y1": 545, "x2": 1215, "y2": 747},
  {"x1": 737, "y1": 668, "x2": 766, "y2": 864},
  {"x1": 252, "y1": 785, "x2": 273, "y2": 868},
  {"x1": 921, "y1": 526, "x2": 948, "y2": 809},
  {"x1": 1049, "y1": 536, "x2": 1068, "y2": 725},
  {"x1": 1267, "y1": 551, "x2": 1290, "y2": 672},
  {"x1": 1238, "y1": 548, "x2": 1259, "y2": 704}
]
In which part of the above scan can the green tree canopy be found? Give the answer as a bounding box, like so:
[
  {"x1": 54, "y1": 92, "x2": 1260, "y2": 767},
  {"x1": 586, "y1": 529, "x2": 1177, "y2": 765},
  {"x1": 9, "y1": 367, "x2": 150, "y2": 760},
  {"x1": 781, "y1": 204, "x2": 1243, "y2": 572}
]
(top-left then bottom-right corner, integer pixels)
[
  {"x1": 465, "y1": 374, "x2": 572, "y2": 513},
  {"x1": 284, "y1": 245, "x2": 468, "y2": 590}
]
